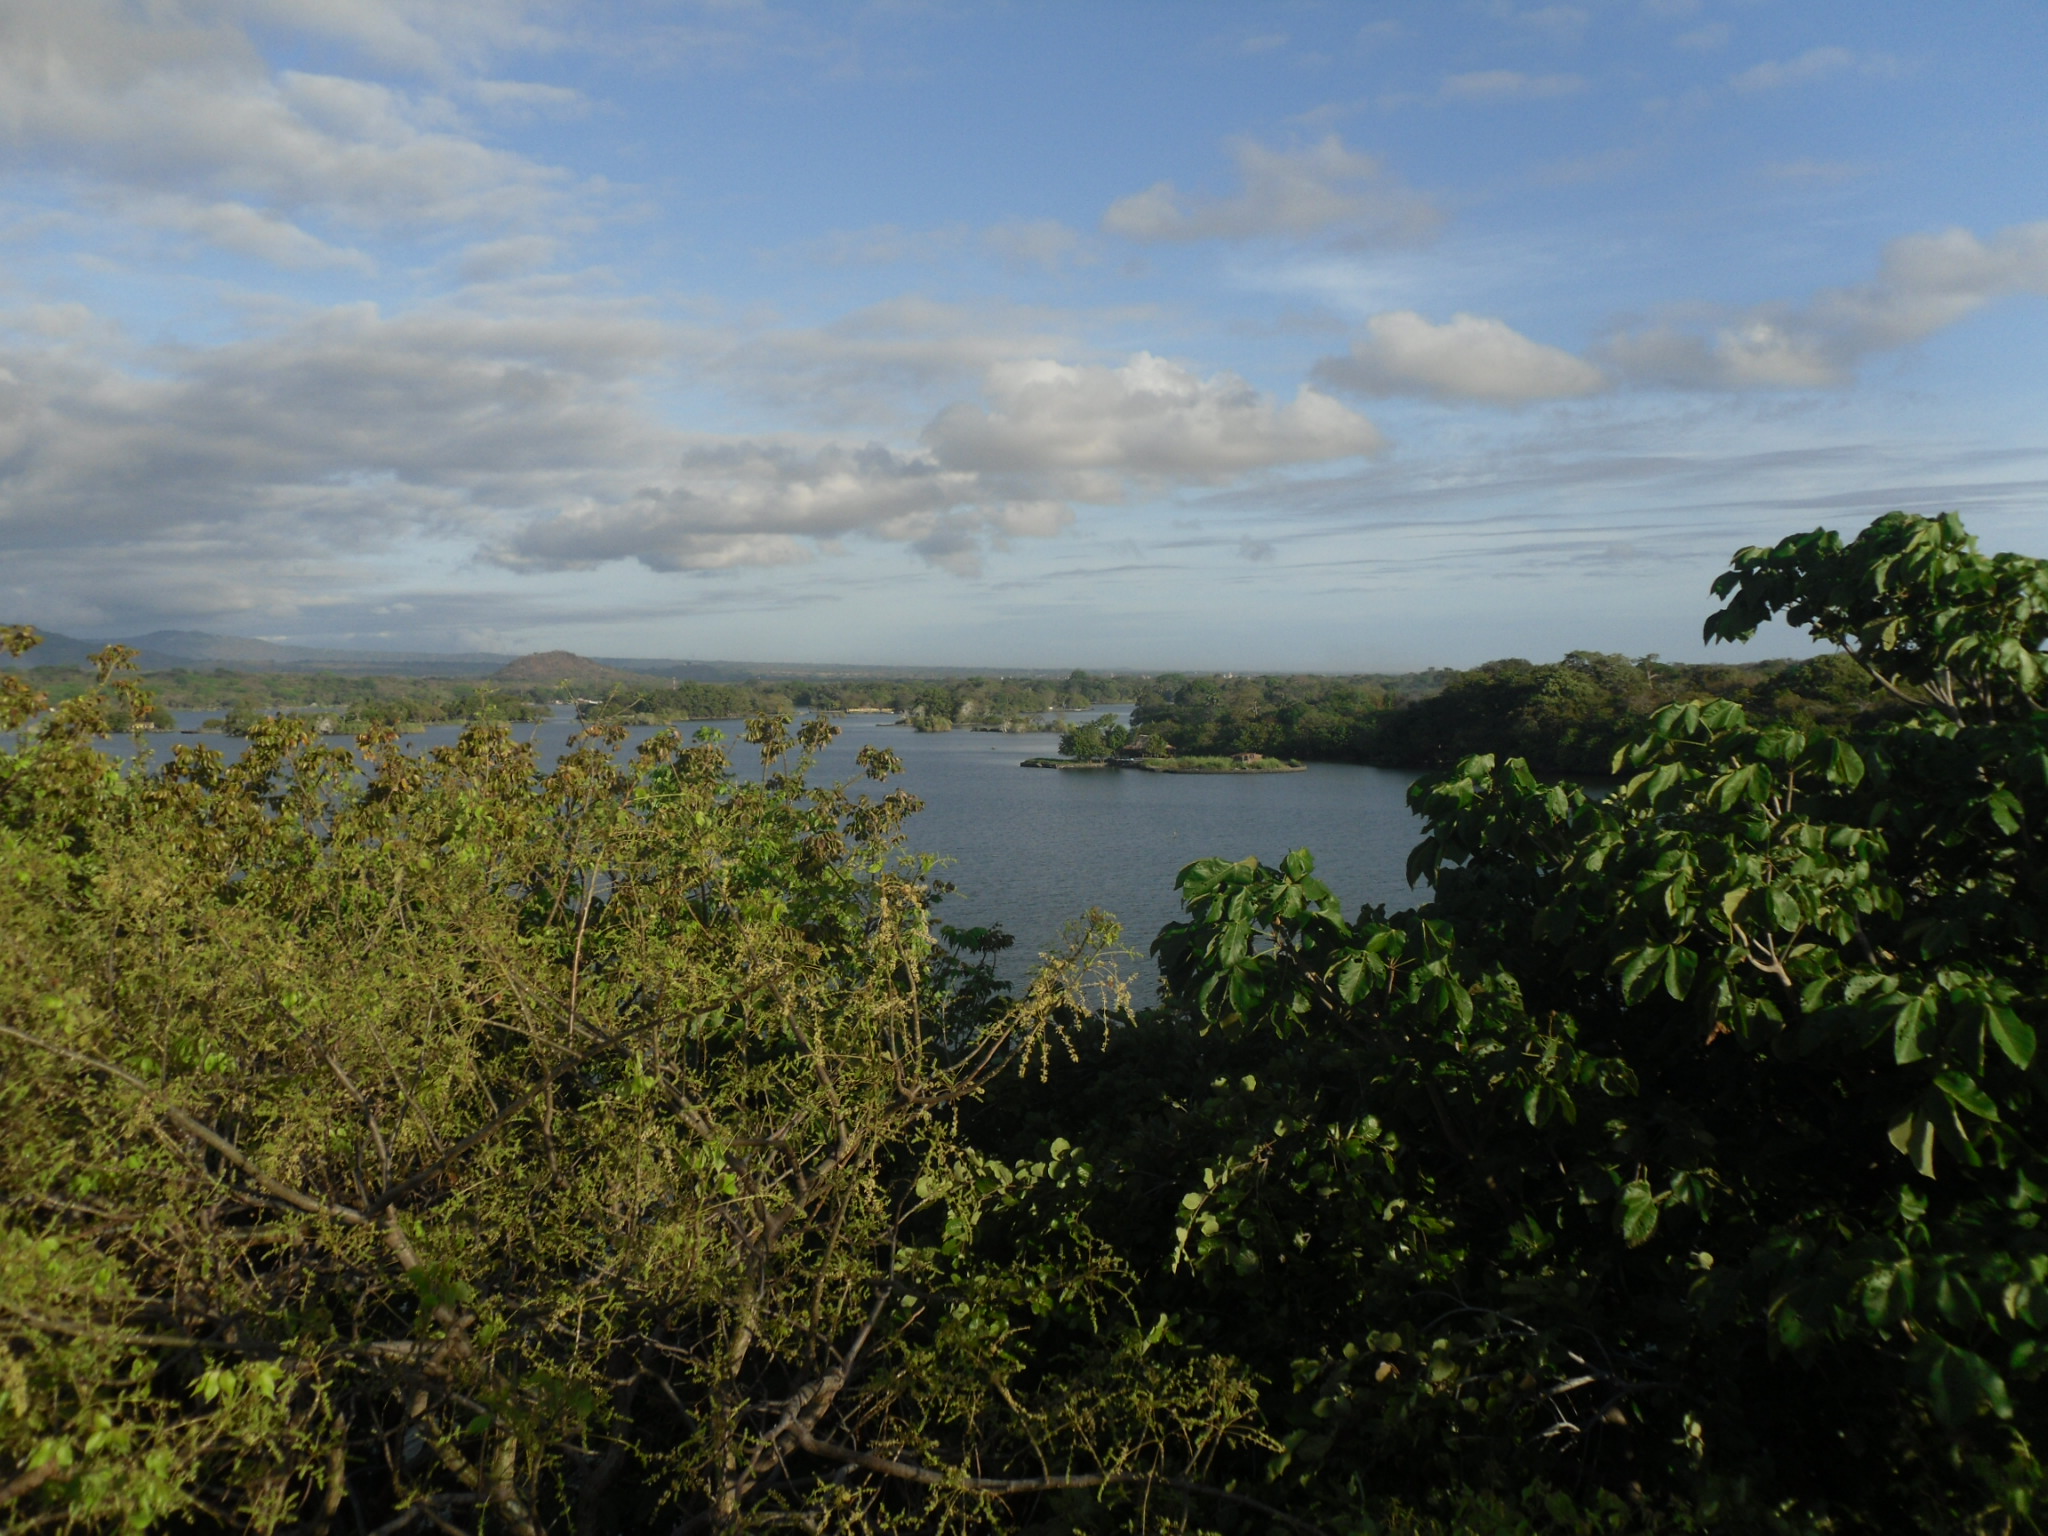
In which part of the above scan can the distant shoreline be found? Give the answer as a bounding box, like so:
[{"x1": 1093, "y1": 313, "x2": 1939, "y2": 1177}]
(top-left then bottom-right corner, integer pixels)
[{"x1": 1021, "y1": 755, "x2": 1305, "y2": 775}]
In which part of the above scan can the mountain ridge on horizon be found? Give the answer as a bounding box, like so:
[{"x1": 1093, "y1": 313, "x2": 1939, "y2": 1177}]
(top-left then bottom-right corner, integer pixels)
[{"x1": 0, "y1": 628, "x2": 1133, "y2": 682}]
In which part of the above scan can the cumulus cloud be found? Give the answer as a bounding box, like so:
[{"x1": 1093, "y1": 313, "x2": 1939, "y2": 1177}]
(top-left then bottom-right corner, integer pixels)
[
  {"x1": 508, "y1": 354, "x2": 1380, "y2": 579},
  {"x1": 0, "y1": 289, "x2": 1384, "y2": 608},
  {"x1": 1440, "y1": 70, "x2": 1586, "y2": 103},
  {"x1": 500, "y1": 445, "x2": 1084, "y2": 580},
  {"x1": 923, "y1": 354, "x2": 1384, "y2": 479},
  {"x1": 502, "y1": 444, "x2": 976, "y2": 573},
  {"x1": 1313, "y1": 311, "x2": 1607, "y2": 404},
  {"x1": 1102, "y1": 135, "x2": 1441, "y2": 246},
  {"x1": 1602, "y1": 221, "x2": 2048, "y2": 389}
]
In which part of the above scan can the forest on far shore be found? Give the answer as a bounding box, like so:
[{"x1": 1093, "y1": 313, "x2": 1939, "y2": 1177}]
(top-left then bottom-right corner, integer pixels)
[{"x1": 2, "y1": 647, "x2": 1888, "y2": 776}]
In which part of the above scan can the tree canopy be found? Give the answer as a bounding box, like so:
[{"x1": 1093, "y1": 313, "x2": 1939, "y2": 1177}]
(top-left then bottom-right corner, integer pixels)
[{"x1": 4, "y1": 509, "x2": 2047, "y2": 1533}]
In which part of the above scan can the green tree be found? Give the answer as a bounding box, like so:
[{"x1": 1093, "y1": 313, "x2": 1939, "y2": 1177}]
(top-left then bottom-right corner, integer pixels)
[
  {"x1": 0, "y1": 632, "x2": 1260, "y2": 1532},
  {"x1": 1060, "y1": 714, "x2": 1131, "y2": 761},
  {"x1": 981, "y1": 511, "x2": 2048, "y2": 1533}
]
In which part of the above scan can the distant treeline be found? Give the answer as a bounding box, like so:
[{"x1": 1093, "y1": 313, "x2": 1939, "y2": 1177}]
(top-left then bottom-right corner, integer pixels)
[
  {"x1": 587, "y1": 671, "x2": 1130, "y2": 728},
  {"x1": 13, "y1": 655, "x2": 1890, "y2": 768},
  {"x1": 10, "y1": 664, "x2": 1140, "y2": 734},
  {"x1": 1133, "y1": 651, "x2": 1891, "y2": 775},
  {"x1": 20, "y1": 668, "x2": 553, "y2": 718}
]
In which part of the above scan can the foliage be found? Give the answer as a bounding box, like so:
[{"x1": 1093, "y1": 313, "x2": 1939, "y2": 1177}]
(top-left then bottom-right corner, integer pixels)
[
  {"x1": 7, "y1": 509, "x2": 2046, "y2": 1534},
  {"x1": 0, "y1": 628, "x2": 1265, "y2": 1533},
  {"x1": 1061, "y1": 715, "x2": 1134, "y2": 761},
  {"x1": 1131, "y1": 655, "x2": 1889, "y2": 775},
  {"x1": 976, "y1": 511, "x2": 2048, "y2": 1533}
]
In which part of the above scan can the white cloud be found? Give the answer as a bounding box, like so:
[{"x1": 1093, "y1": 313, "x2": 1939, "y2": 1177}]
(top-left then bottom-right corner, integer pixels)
[
  {"x1": 1730, "y1": 47, "x2": 1898, "y2": 93},
  {"x1": 467, "y1": 79, "x2": 587, "y2": 117},
  {"x1": 500, "y1": 444, "x2": 971, "y2": 573},
  {"x1": 1314, "y1": 311, "x2": 1607, "y2": 404},
  {"x1": 135, "y1": 194, "x2": 375, "y2": 271},
  {"x1": 923, "y1": 353, "x2": 1384, "y2": 479},
  {"x1": 0, "y1": 0, "x2": 571, "y2": 258},
  {"x1": 1441, "y1": 70, "x2": 1587, "y2": 102},
  {"x1": 1601, "y1": 221, "x2": 2048, "y2": 389},
  {"x1": 509, "y1": 353, "x2": 1383, "y2": 579},
  {"x1": 0, "y1": 287, "x2": 1385, "y2": 606},
  {"x1": 1102, "y1": 135, "x2": 1441, "y2": 246},
  {"x1": 0, "y1": 293, "x2": 678, "y2": 617}
]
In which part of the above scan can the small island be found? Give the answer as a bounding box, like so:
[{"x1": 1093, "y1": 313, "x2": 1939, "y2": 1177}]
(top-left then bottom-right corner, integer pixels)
[
  {"x1": 1023, "y1": 714, "x2": 1304, "y2": 771},
  {"x1": 1022, "y1": 752, "x2": 1304, "y2": 772}
]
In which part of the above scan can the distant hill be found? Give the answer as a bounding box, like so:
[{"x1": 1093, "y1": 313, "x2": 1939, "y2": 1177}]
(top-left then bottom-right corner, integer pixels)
[
  {"x1": 0, "y1": 630, "x2": 114, "y2": 670},
  {"x1": 112, "y1": 632, "x2": 514, "y2": 676},
  {"x1": 492, "y1": 651, "x2": 645, "y2": 686},
  {"x1": 119, "y1": 630, "x2": 306, "y2": 665},
  {"x1": 1, "y1": 626, "x2": 1132, "y2": 682}
]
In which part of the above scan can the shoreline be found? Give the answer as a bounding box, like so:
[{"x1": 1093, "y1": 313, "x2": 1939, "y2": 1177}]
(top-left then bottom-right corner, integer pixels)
[{"x1": 1021, "y1": 755, "x2": 1306, "y2": 774}]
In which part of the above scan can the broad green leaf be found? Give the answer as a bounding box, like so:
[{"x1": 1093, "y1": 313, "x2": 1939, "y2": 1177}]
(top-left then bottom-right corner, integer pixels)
[
  {"x1": 1889, "y1": 1107, "x2": 1938, "y2": 1179},
  {"x1": 1987, "y1": 1007, "x2": 2037, "y2": 1069},
  {"x1": 1662, "y1": 945, "x2": 1698, "y2": 1001},
  {"x1": 1935, "y1": 1070, "x2": 2000, "y2": 1122},
  {"x1": 1619, "y1": 946, "x2": 1665, "y2": 1005},
  {"x1": 1616, "y1": 1180, "x2": 1660, "y2": 1247},
  {"x1": 1925, "y1": 1344, "x2": 2014, "y2": 1426}
]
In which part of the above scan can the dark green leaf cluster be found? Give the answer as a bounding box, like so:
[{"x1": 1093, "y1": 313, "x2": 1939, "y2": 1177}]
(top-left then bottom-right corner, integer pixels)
[
  {"x1": 1061, "y1": 715, "x2": 1134, "y2": 761},
  {"x1": 976, "y1": 511, "x2": 2048, "y2": 1533},
  {"x1": 1130, "y1": 654, "x2": 1890, "y2": 775}
]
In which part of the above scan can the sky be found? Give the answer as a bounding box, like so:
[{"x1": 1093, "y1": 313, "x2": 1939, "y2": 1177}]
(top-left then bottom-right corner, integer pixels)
[{"x1": 3, "y1": 2, "x2": 2046, "y2": 670}]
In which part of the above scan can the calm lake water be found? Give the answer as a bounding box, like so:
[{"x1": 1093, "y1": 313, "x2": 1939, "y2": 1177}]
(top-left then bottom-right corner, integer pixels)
[{"x1": 97, "y1": 708, "x2": 1429, "y2": 988}]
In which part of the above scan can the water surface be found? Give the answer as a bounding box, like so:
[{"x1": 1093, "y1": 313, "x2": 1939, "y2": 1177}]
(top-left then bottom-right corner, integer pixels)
[{"x1": 96, "y1": 708, "x2": 1428, "y2": 985}]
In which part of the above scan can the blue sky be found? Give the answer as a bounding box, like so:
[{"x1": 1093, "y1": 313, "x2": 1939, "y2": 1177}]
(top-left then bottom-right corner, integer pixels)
[{"x1": 3, "y1": 1, "x2": 2046, "y2": 669}]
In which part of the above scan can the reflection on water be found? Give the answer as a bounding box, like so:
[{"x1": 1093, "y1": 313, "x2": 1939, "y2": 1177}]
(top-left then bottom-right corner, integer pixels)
[{"x1": 88, "y1": 707, "x2": 1428, "y2": 991}]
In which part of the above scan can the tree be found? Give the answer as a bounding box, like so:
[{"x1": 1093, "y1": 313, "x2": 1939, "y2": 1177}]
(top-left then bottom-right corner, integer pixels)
[
  {"x1": 0, "y1": 633, "x2": 1261, "y2": 1532},
  {"x1": 1060, "y1": 714, "x2": 1131, "y2": 761},
  {"x1": 978, "y1": 511, "x2": 2048, "y2": 1533}
]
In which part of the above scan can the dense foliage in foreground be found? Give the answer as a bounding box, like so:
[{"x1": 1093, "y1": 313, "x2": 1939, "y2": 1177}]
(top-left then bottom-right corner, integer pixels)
[{"x1": 2, "y1": 509, "x2": 2045, "y2": 1533}]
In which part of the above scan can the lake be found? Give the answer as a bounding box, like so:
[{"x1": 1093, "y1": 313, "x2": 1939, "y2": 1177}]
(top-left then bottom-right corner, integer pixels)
[{"x1": 96, "y1": 708, "x2": 1430, "y2": 989}]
